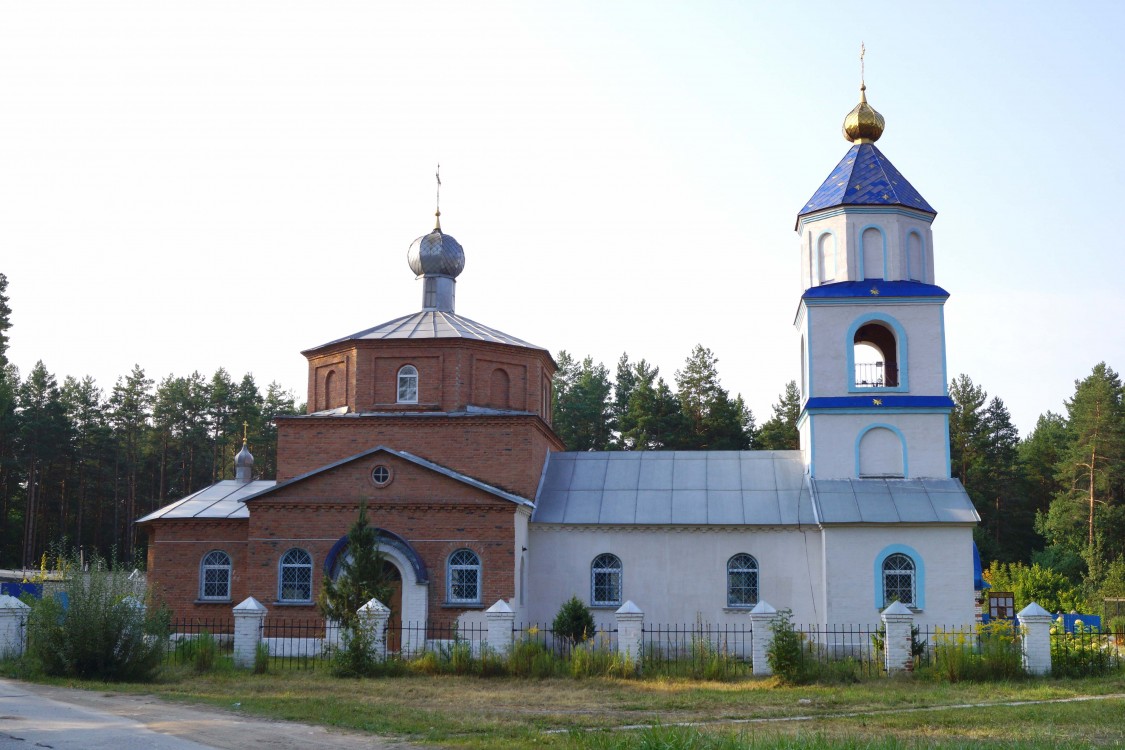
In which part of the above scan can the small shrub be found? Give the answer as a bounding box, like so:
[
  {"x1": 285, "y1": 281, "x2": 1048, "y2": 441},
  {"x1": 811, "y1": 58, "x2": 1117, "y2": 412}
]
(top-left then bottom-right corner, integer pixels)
[
  {"x1": 409, "y1": 650, "x2": 441, "y2": 675},
  {"x1": 1052, "y1": 619, "x2": 1119, "y2": 678},
  {"x1": 447, "y1": 640, "x2": 474, "y2": 675},
  {"x1": 253, "y1": 641, "x2": 270, "y2": 674},
  {"x1": 927, "y1": 621, "x2": 1023, "y2": 682},
  {"x1": 192, "y1": 631, "x2": 218, "y2": 674},
  {"x1": 25, "y1": 556, "x2": 168, "y2": 682},
  {"x1": 329, "y1": 625, "x2": 379, "y2": 678},
  {"x1": 508, "y1": 637, "x2": 561, "y2": 678},
  {"x1": 553, "y1": 596, "x2": 596, "y2": 645},
  {"x1": 766, "y1": 608, "x2": 810, "y2": 684}
]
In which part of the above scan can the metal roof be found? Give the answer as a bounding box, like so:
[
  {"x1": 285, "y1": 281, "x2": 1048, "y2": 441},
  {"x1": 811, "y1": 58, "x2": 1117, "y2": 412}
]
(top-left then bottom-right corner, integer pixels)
[
  {"x1": 799, "y1": 143, "x2": 935, "y2": 218},
  {"x1": 532, "y1": 451, "x2": 816, "y2": 526},
  {"x1": 136, "y1": 480, "x2": 275, "y2": 522},
  {"x1": 305, "y1": 310, "x2": 546, "y2": 352},
  {"x1": 809, "y1": 478, "x2": 980, "y2": 525},
  {"x1": 802, "y1": 280, "x2": 949, "y2": 300},
  {"x1": 532, "y1": 451, "x2": 979, "y2": 527}
]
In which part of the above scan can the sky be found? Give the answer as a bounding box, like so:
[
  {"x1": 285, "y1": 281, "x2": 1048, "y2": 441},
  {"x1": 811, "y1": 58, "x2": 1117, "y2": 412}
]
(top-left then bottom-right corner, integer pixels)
[{"x1": 2, "y1": 1, "x2": 1123, "y2": 436}]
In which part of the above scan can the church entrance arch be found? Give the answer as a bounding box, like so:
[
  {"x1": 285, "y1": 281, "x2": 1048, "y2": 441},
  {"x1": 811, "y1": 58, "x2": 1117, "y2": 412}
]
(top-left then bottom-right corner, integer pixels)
[{"x1": 324, "y1": 527, "x2": 429, "y2": 654}]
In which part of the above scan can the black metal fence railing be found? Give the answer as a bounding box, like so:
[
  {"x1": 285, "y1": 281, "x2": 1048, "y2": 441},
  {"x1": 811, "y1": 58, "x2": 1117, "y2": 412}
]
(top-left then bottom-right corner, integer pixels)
[{"x1": 157, "y1": 618, "x2": 1125, "y2": 678}]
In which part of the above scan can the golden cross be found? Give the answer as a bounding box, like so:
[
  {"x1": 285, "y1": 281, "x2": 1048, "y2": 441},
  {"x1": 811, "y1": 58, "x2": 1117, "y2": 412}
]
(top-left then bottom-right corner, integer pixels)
[
  {"x1": 242, "y1": 421, "x2": 248, "y2": 443},
  {"x1": 434, "y1": 163, "x2": 442, "y2": 230}
]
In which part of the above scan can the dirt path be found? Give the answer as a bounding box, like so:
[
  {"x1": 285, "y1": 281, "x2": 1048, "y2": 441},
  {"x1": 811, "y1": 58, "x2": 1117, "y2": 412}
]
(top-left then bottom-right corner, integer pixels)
[{"x1": 1, "y1": 678, "x2": 435, "y2": 750}]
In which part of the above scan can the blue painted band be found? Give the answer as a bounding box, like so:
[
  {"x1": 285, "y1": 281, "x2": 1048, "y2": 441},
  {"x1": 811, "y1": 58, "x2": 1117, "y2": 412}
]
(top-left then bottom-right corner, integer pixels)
[
  {"x1": 803, "y1": 281, "x2": 949, "y2": 299},
  {"x1": 805, "y1": 396, "x2": 954, "y2": 409}
]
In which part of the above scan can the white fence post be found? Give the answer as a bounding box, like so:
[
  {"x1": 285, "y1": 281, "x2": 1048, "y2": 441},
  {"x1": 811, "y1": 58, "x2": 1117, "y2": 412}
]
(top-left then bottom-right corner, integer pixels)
[
  {"x1": 357, "y1": 598, "x2": 391, "y2": 658},
  {"x1": 880, "y1": 601, "x2": 915, "y2": 674},
  {"x1": 615, "y1": 601, "x2": 644, "y2": 666},
  {"x1": 1017, "y1": 602, "x2": 1053, "y2": 676},
  {"x1": 486, "y1": 600, "x2": 515, "y2": 656},
  {"x1": 0, "y1": 595, "x2": 30, "y2": 658},
  {"x1": 232, "y1": 596, "x2": 267, "y2": 668},
  {"x1": 749, "y1": 600, "x2": 778, "y2": 676}
]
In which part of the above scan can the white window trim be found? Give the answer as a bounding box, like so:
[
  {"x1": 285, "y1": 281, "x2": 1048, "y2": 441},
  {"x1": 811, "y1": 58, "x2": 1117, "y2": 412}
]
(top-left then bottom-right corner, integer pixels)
[
  {"x1": 397, "y1": 365, "x2": 419, "y2": 404},
  {"x1": 199, "y1": 550, "x2": 232, "y2": 601},
  {"x1": 446, "y1": 548, "x2": 481, "y2": 604},
  {"x1": 278, "y1": 548, "x2": 313, "y2": 603},
  {"x1": 590, "y1": 553, "x2": 622, "y2": 607}
]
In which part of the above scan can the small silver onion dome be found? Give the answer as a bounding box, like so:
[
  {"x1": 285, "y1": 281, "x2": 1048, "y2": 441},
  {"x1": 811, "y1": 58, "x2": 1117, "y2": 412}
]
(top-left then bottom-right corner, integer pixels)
[
  {"x1": 407, "y1": 223, "x2": 465, "y2": 278},
  {"x1": 235, "y1": 442, "x2": 254, "y2": 468},
  {"x1": 234, "y1": 441, "x2": 254, "y2": 484}
]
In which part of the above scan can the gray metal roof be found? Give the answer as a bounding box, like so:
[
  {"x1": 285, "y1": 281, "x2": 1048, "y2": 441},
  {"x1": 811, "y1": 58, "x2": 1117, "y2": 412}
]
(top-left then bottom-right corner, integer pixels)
[
  {"x1": 532, "y1": 451, "x2": 816, "y2": 526},
  {"x1": 532, "y1": 451, "x2": 979, "y2": 527},
  {"x1": 136, "y1": 480, "x2": 275, "y2": 523},
  {"x1": 809, "y1": 478, "x2": 980, "y2": 525},
  {"x1": 306, "y1": 311, "x2": 546, "y2": 352}
]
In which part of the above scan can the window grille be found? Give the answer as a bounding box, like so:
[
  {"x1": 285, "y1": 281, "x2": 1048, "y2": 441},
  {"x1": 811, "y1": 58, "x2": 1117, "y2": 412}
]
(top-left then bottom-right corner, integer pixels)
[
  {"x1": 727, "y1": 553, "x2": 759, "y2": 607},
  {"x1": 591, "y1": 553, "x2": 622, "y2": 606},
  {"x1": 882, "y1": 553, "x2": 915, "y2": 607},
  {"x1": 200, "y1": 550, "x2": 232, "y2": 600},
  {"x1": 397, "y1": 365, "x2": 419, "y2": 403},
  {"x1": 278, "y1": 548, "x2": 313, "y2": 602},
  {"x1": 447, "y1": 549, "x2": 481, "y2": 604}
]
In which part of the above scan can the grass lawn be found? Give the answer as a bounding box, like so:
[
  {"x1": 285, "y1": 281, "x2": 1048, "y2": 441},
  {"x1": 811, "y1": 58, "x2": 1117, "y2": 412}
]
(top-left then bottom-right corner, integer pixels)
[{"x1": 26, "y1": 665, "x2": 1125, "y2": 749}]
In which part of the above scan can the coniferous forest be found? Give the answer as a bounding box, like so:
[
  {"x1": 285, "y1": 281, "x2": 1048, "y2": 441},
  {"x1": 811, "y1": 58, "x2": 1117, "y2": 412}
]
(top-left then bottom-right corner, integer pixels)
[{"x1": 2, "y1": 272, "x2": 1123, "y2": 611}]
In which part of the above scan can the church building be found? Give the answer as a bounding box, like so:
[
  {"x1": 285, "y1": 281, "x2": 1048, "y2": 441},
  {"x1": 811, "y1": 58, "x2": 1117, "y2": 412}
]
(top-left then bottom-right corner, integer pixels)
[{"x1": 139, "y1": 81, "x2": 981, "y2": 634}]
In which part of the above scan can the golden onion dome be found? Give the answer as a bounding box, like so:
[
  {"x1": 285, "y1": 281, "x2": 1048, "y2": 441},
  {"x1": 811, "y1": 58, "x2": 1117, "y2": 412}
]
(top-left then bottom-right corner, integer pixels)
[{"x1": 842, "y1": 84, "x2": 885, "y2": 143}]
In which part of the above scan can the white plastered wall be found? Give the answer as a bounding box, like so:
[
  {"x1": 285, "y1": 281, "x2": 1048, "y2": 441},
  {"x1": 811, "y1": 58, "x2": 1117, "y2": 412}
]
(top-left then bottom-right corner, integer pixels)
[
  {"x1": 820, "y1": 524, "x2": 976, "y2": 627},
  {"x1": 806, "y1": 302, "x2": 946, "y2": 398},
  {"x1": 799, "y1": 210, "x2": 935, "y2": 287},
  {"x1": 810, "y1": 412, "x2": 949, "y2": 479},
  {"x1": 526, "y1": 525, "x2": 824, "y2": 629}
]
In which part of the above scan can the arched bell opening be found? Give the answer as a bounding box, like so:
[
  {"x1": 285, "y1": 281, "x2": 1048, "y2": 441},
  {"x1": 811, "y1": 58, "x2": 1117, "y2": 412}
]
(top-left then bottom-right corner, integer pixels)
[{"x1": 853, "y1": 322, "x2": 899, "y2": 387}]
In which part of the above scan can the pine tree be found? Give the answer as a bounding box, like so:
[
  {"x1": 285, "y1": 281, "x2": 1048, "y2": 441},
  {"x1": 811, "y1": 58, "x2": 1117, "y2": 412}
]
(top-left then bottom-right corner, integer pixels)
[
  {"x1": 674, "y1": 345, "x2": 750, "y2": 450},
  {"x1": 552, "y1": 352, "x2": 613, "y2": 451},
  {"x1": 757, "y1": 381, "x2": 800, "y2": 450},
  {"x1": 109, "y1": 365, "x2": 153, "y2": 560},
  {"x1": 18, "y1": 361, "x2": 71, "y2": 568},
  {"x1": 318, "y1": 502, "x2": 393, "y2": 628}
]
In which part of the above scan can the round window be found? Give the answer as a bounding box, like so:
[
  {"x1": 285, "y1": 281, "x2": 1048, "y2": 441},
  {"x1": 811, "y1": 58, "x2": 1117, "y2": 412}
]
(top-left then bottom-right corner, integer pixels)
[{"x1": 371, "y1": 465, "x2": 392, "y2": 487}]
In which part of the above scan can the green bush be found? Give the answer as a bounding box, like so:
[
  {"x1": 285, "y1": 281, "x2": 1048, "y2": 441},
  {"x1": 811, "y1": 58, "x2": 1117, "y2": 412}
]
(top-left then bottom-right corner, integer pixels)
[
  {"x1": 329, "y1": 625, "x2": 380, "y2": 677},
  {"x1": 765, "y1": 609, "x2": 810, "y2": 684},
  {"x1": 1051, "y1": 620, "x2": 1120, "y2": 678},
  {"x1": 552, "y1": 595, "x2": 596, "y2": 645},
  {"x1": 926, "y1": 621, "x2": 1024, "y2": 682},
  {"x1": 25, "y1": 557, "x2": 168, "y2": 682},
  {"x1": 191, "y1": 631, "x2": 218, "y2": 674},
  {"x1": 507, "y1": 636, "x2": 562, "y2": 678}
]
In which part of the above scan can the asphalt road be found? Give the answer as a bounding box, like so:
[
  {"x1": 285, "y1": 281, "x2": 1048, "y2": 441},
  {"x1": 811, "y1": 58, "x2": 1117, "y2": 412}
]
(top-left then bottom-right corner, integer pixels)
[{"x1": 0, "y1": 677, "x2": 423, "y2": 750}]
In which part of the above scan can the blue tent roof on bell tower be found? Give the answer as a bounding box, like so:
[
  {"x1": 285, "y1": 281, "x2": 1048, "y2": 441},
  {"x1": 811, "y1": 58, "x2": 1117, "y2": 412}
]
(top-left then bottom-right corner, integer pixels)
[{"x1": 798, "y1": 142, "x2": 936, "y2": 219}]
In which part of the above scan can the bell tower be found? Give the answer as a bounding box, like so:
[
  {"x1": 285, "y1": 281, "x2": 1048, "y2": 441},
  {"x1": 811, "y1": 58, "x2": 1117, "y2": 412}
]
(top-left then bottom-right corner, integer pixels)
[{"x1": 795, "y1": 75, "x2": 953, "y2": 480}]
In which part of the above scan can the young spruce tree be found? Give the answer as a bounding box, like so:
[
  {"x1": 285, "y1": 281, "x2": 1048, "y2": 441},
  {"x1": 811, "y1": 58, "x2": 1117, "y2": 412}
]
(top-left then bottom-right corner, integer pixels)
[{"x1": 318, "y1": 501, "x2": 393, "y2": 628}]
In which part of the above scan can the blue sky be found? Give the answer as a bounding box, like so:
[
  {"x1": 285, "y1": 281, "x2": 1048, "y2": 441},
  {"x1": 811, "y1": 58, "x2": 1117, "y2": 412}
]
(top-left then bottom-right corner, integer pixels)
[{"x1": 1, "y1": 2, "x2": 1122, "y2": 435}]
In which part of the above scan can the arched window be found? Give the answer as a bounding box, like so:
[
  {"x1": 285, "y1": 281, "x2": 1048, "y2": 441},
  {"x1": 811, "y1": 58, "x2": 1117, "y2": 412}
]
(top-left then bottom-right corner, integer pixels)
[
  {"x1": 816, "y1": 232, "x2": 835, "y2": 283},
  {"x1": 200, "y1": 550, "x2": 232, "y2": 601},
  {"x1": 397, "y1": 365, "x2": 418, "y2": 404},
  {"x1": 857, "y1": 424, "x2": 906, "y2": 477},
  {"x1": 853, "y1": 321, "x2": 900, "y2": 388},
  {"x1": 489, "y1": 368, "x2": 510, "y2": 409},
  {"x1": 861, "y1": 226, "x2": 884, "y2": 280},
  {"x1": 446, "y1": 549, "x2": 481, "y2": 604},
  {"x1": 726, "y1": 554, "x2": 759, "y2": 608},
  {"x1": 278, "y1": 548, "x2": 313, "y2": 602},
  {"x1": 882, "y1": 553, "x2": 916, "y2": 607},
  {"x1": 590, "y1": 553, "x2": 622, "y2": 606},
  {"x1": 906, "y1": 231, "x2": 925, "y2": 281}
]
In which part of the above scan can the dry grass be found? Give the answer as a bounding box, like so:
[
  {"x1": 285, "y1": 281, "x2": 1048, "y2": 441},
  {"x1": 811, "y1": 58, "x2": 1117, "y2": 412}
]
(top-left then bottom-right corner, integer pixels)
[{"x1": 27, "y1": 667, "x2": 1125, "y2": 749}]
